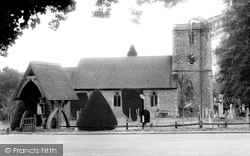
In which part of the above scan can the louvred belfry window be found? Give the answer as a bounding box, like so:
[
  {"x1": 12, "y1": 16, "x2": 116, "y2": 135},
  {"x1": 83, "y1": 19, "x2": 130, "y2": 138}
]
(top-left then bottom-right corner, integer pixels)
[
  {"x1": 114, "y1": 92, "x2": 121, "y2": 107},
  {"x1": 189, "y1": 31, "x2": 195, "y2": 44}
]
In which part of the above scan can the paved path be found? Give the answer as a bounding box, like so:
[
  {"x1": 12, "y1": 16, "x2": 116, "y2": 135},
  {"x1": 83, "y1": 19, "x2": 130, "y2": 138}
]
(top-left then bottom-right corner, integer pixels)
[{"x1": 1, "y1": 133, "x2": 250, "y2": 156}]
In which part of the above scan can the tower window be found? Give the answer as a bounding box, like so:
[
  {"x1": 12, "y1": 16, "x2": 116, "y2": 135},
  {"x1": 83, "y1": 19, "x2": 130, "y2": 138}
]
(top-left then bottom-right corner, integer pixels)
[
  {"x1": 150, "y1": 92, "x2": 158, "y2": 107},
  {"x1": 189, "y1": 31, "x2": 195, "y2": 44},
  {"x1": 114, "y1": 92, "x2": 121, "y2": 107}
]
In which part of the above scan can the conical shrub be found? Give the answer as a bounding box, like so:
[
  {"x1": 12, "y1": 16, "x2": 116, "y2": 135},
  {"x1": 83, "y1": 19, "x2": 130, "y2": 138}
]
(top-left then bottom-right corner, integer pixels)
[{"x1": 76, "y1": 89, "x2": 117, "y2": 131}]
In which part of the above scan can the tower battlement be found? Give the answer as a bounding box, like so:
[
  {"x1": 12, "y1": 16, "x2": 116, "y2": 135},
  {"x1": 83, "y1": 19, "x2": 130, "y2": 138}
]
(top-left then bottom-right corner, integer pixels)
[{"x1": 173, "y1": 24, "x2": 190, "y2": 30}]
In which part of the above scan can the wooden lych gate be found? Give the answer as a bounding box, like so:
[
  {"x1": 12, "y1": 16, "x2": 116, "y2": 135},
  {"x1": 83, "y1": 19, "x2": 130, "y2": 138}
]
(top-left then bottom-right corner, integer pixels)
[{"x1": 13, "y1": 62, "x2": 78, "y2": 132}]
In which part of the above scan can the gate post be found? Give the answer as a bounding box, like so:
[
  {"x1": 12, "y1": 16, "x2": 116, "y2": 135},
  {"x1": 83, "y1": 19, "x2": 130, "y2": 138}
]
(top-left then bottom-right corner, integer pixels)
[
  {"x1": 56, "y1": 100, "x2": 62, "y2": 129},
  {"x1": 199, "y1": 120, "x2": 203, "y2": 129},
  {"x1": 246, "y1": 108, "x2": 249, "y2": 127},
  {"x1": 33, "y1": 115, "x2": 36, "y2": 132}
]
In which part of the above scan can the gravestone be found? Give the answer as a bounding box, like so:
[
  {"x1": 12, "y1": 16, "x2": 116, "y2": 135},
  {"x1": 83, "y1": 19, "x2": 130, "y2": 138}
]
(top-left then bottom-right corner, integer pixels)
[
  {"x1": 228, "y1": 104, "x2": 234, "y2": 118},
  {"x1": 242, "y1": 104, "x2": 245, "y2": 112},
  {"x1": 218, "y1": 94, "x2": 224, "y2": 117},
  {"x1": 246, "y1": 108, "x2": 249, "y2": 123},
  {"x1": 219, "y1": 102, "x2": 223, "y2": 117}
]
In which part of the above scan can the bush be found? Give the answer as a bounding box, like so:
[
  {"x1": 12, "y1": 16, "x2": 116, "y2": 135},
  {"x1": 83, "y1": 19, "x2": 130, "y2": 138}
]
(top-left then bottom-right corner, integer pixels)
[
  {"x1": 121, "y1": 89, "x2": 142, "y2": 121},
  {"x1": 77, "y1": 89, "x2": 117, "y2": 131},
  {"x1": 0, "y1": 112, "x2": 6, "y2": 121},
  {"x1": 238, "y1": 112, "x2": 245, "y2": 117},
  {"x1": 10, "y1": 101, "x2": 25, "y2": 130}
]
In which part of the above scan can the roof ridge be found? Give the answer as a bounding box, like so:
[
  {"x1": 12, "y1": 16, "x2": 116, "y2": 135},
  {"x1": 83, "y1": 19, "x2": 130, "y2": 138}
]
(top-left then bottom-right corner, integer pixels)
[
  {"x1": 79, "y1": 55, "x2": 172, "y2": 59},
  {"x1": 30, "y1": 61, "x2": 61, "y2": 66}
]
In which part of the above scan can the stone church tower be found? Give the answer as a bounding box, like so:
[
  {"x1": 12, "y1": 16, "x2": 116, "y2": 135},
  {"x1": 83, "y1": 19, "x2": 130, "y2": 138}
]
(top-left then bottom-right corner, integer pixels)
[{"x1": 172, "y1": 23, "x2": 213, "y2": 117}]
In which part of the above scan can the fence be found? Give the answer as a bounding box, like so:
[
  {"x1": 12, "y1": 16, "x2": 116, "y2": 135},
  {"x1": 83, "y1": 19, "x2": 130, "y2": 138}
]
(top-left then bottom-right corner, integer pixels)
[
  {"x1": 61, "y1": 120, "x2": 250, "y2": 131},
  {"x1": 119, "y1": 120, "x2": 250, "y2": 130},
  {"x1": 0, "y1": 128, "x2": 10, "y2": 134}
]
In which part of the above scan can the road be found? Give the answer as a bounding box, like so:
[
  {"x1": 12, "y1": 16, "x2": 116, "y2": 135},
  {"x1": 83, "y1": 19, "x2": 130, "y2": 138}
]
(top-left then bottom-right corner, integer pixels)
[{"x1": 0, "y1": 133, "x2": 250, "y2": 156}]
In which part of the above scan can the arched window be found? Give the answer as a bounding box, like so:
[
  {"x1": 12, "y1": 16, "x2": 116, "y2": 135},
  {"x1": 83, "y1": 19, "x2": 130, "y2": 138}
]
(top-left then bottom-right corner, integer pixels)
[
  {"x1": 114, "y1": 92, "x2": 121, "y2": 107},
  {"x1": 150, "y1": 91, "x2": 158, "y2": 107}
]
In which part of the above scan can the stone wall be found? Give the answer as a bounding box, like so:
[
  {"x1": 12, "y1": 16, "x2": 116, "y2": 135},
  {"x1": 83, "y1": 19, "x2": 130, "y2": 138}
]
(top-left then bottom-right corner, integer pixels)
[
  {"x1": 143, "y1": 90, "x2": 178, "y2": 118},
  {"x1": 100, "y1": 90, "x2": 126, "y2": 119},
  {"x1": 72, "y1": 89, "x2": 178, "y2": 123}
]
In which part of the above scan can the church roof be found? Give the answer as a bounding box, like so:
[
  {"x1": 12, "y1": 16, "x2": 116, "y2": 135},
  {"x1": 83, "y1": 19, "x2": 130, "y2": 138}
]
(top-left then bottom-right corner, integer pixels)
[
  {"x1": 67, "y1": 56, "x2": 176, "y2": 89},
  {"x1": 14, "y1": 61, "x2": 78, "y2": 101}
]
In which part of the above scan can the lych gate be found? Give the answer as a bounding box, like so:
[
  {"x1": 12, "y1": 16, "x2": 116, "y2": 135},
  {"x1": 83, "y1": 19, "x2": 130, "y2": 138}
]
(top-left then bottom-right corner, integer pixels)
[{"x1": 13, "y1": 62, "x2": 78, "y2": 131}]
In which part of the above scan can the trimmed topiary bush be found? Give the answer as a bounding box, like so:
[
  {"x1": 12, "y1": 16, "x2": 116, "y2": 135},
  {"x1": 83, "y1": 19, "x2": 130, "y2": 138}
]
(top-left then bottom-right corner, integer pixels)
[{"x1": 76, "y1": 89, "x2": 117, "y2": 131}]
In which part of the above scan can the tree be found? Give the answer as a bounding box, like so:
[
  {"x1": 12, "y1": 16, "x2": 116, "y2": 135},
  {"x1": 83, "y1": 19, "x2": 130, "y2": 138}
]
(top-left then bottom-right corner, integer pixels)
[
  {"x1": 10, "y1": 101, "x2": 25, "y2": 130},
  {"x1": 92, "y1": 0, "x2": 187, "y2": 19},
  {"x1": 215, "y1": 1, "x2": 250, "y2": 107},
  {"x1": 0, "y1": 0, "x2": 76, "y2": 57},
  {"x1": 0, "y1": 0, "x2": 186, "y2": 57},
  {"x1": 127, "y1": 44, "x2": 138, "y2": 56},
  {"x1": 0, "y1": 67, "x2": 22, "y2": 122},
  {"x1": 174, "y1": 73, "x2": 194, "y2": 121}
]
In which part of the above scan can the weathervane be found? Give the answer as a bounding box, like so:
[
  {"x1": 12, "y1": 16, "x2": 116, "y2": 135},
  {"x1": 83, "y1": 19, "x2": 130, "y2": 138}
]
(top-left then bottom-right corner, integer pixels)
[{"x1": 188, "y1": 16, "x2": 210, "y2": 38}]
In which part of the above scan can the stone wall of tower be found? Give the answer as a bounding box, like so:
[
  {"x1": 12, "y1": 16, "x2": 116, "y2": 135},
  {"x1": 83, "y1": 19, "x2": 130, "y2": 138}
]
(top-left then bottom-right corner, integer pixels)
[{"x1": 172, "y1": 24, "x2": 213, "y2": 116}]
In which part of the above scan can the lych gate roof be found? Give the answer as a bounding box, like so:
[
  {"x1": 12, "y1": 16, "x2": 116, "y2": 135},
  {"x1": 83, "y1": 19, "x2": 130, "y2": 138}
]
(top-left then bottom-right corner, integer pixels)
[
  {"x1": 14, "y1": 61, "x2": 78, "y2": 101},
  {"x1": 31, "y1": 62, "x2": 78, "y2": 100},
  {"x1": 67, "y1": 56, "x2": 176, "y2": 89}
]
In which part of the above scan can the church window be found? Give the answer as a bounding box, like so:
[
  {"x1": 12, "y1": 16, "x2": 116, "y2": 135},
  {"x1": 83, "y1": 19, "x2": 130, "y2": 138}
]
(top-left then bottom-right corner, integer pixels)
[
  {"x1": 189, "y1": 31, "x2": 195, "y2": 44},
  {"x1": 150, "y1": 92, "x2": 158, "y2": 107},
  {"x1": 114, "y1": 92, "x2": 121, "y2": 107}
]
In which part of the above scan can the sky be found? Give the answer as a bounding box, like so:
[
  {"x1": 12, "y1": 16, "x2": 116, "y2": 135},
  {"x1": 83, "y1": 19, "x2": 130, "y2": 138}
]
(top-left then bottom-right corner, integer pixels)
[{"x1": 0, "y1": 0, "x2": 226, "y2": 72}]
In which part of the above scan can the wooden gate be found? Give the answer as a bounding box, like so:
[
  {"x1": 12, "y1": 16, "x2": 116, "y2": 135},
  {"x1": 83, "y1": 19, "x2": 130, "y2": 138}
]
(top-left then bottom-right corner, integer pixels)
[
  {"x1": 18, "y1": 110, "x2": 37, "y2": 132},
  {"x1": 22, "y1": 116, "x2": 36, "y2": 132}
]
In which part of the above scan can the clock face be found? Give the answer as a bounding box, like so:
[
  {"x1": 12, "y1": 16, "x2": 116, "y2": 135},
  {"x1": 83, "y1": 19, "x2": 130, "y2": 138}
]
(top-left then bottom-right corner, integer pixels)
[{"x1": 186, "y1": 53, "x2": 198, "y2": 64}]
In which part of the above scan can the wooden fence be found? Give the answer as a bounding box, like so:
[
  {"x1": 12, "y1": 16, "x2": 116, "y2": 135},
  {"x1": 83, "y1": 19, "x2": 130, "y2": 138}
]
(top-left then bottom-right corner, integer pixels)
[
  {"x1": 0, "y1": 128, "x2": 10, "y2": 134},
  {"x1": 61, "y1": 120, "x2": 250, "y2": 130}
]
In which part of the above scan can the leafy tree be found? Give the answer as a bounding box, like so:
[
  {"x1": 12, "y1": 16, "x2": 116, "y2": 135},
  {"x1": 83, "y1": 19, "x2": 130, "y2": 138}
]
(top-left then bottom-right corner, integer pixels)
[
  {"x1": 92, "y1": 0, "x2": 187, "y2": 19},
  {"x1": 127, "y1": 44, "x2": 138, "y2": 56},
  {"x1": 0, "y1": 0, "x2": 76, "y2": 57},
  {"x1": 215, "y1": 1, "x2": 250, "y2": 107},
  {"x1": 0, "y1": 67, "x2": 22, "y2": 95},
  {"x1": 0, "y1": 0, "x2": 186, "y2": 57},
  {"x1": 0, "y1": 67, "x2": 22, "y2": 122},
  {"x1": 174, "y1": 73, "x2": 194, "y2": 120}
]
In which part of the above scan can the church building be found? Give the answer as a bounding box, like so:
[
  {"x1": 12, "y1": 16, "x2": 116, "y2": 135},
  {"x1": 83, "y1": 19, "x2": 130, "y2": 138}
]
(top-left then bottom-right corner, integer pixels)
[{"x1": 13, "y1": 23, "x2": 213, "y2": 129}]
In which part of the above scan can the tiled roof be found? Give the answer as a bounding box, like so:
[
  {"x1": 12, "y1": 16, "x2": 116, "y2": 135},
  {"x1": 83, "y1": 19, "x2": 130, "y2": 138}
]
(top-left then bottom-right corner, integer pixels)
[
  {"x1": 68, "y1": 56, "x2": 176, "y2": 89},
  {"x1": 22, "y1": 61, "x2": 78, "y2": 101},
  {"x1": 63, "y1": 67, "x2": 75, "y2": 83}
]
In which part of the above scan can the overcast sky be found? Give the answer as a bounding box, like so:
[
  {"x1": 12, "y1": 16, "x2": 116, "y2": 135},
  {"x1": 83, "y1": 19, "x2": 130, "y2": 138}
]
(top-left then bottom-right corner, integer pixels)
[{"x1": 0, "y1": 0, "x2": 226, "y2": 72}]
